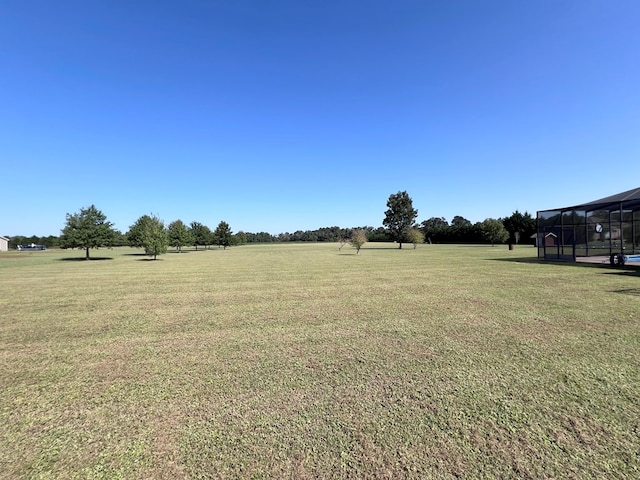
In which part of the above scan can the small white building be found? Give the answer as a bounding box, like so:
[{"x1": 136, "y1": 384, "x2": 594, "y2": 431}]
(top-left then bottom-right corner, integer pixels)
[{"x1": 0, "y1": 236, "x2": 9, "y2": 252}]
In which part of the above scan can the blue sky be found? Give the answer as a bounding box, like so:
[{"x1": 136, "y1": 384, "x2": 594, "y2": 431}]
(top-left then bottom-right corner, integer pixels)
[{"x1": 1, "y1": 1, "x2": 639, "y2": 236}]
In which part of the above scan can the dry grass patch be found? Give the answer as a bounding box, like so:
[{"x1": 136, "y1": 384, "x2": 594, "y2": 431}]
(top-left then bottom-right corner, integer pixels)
[{"x1": 1, "y1": 244, "x2": 639, "y2": 478}]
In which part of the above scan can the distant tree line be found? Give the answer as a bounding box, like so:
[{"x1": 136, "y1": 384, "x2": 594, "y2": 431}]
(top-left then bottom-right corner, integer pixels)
[
  {"x1": 3, "y1": 196, "x2": 536, "y2": 256},
  {"x1": 420, "y1": 211, "x2": 536, "y2": 245},
  {"x1": 239, "y1": 226, "x2": 392, "y2": 244},
  {"x1": 4, "y1": 213, "x2": 535, "y2": 250},
  {"x1": 4, "y1": 235, "x2": 64, "y2": 249}
]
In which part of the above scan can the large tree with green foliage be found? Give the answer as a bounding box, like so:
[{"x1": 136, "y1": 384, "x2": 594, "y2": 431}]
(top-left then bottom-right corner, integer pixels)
[
  {"x1": 382, "y1": 191, "x2": 418, "y2": 249},
  {"x1": 167, "y1": 219, "x2": 193, "y2": 252},
  {"x1": 421, "y1": 217, "x2": 449, "y2": 231},
  {"x1": 60, "y1": 205, "x2": 117, "y2": 259},
  {"x1": 214, "y1": 221, "x2": 233, "y2": 249},
  {"x1": 480, "y1": 218, "x2": 509, "y2": 246},
  {"x1": 451, "y1": 215, "x2": 471, "y2": 227},
  {"x1": 502, "y1": 211, "x2": 536, "y2": 244},
  {"x1": 127, "y1": 215, "x2": 154, "y2": 248},
  {"x1": 235, "y1": 231, "x2": 248, "y2": 245},
  {"x1": 132, "y1": 215, "x2": 168, "y2": 260},
  {"x1": 420, "y1": 217, "x2": 449, "y2": 243},
  {"x1": 190, "y1": 221, "x2": 213, "y2": 250}
]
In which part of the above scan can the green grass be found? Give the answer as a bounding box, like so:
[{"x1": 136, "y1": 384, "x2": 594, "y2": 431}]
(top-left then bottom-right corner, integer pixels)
[{"x1": 1, "y1": 243, "x2": 639, "y2": 479}]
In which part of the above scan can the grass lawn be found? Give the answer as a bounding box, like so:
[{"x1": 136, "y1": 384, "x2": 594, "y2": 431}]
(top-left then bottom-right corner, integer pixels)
[{"x1": 1, "y1": 243, "x2": 638, "y2": 479}]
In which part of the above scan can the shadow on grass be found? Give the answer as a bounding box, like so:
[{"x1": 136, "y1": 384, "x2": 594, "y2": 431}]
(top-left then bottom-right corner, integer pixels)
[
  {"x1": 458, "y1": 244, "x2": 536, "y2": 248},
  {"x1": 354, "y1": 246, "x2": 420, "y2": 251},
  {"x1": 124, "y1": 249, "x2": 204, "y2": 256},
  {"x1": 490, "y1": 257, "x2": 545, "y2": 264},
  {"x1": 611, "y1": 287, "x2": 640, "y2": 295},
  {"x1": 607, "y1": 270, "x2": 640, "y2": 294},
  {"x1": 123, "y1": 251, "x2": 198, "y2": 256},
  {"x1": 136, "y1": 258, "x2": 164, "y2": 261},
  {"x1": 492, "y1": 256, "x2": 640, "y2": 275},
  {"x1": 59, "y1": 257, "x2": 114, "y2": 262},
  {"x1": 487, "y1": 257, "x2": 640, "y2": 276},
  {"x1": 602, "y1": 269, "x2": 640, "y2": 278}
]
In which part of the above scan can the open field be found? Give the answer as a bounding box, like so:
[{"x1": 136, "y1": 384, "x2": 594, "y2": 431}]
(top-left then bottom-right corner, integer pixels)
[{"x1": 1, "y1": 243, "x2": 639, "y2": 479}]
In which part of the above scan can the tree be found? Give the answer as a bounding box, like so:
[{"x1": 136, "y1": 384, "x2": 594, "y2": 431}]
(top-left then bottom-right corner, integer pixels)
[
  {"x1": 167, "y1": 220, "x2": 193, "y2": 252},
  {"x1": 235, "y1": 231, "x2": 248, "y2": 245},
  {"x1": 502, "y1": 211, "x2": 536, "y2": 245},
  {"x1": 368, "y1": 226, "x2": 391, "y2": 242},
  {"x1": 60, "y1": 205, "x2": 117, "y2": 259},
  {"x1": 382, "y1": 191, "x2": 418, "y2": 249},
  {"x1": 127, "y1": 215, "x2": 154, "y2": 248},
  {"x1": 129, "y1": 215, "x2": 168, "y2": 259},
  {"x1": 190, "y1": 221, "x2": 213, "y2": 250},
  {"x1": 349, "y1": 229, "x2": 367, "y2": 254},
  {"x1": 406, "y1": 228, "x2": 425, "y2": 249},
  {"x1": 421, "y1": 217, "x2": 449, "y2": 231},
  {"x1": 112, "y1": 230, "x2": 127, "y2": 247},
  {"x1": 451, "y1": 215, "x2": 471, "y2": 227},
  {"x1": 480, "y1": 218, "x2": 509, "y2": 246},
  {"x1": 214, "y1": 221, "x2": 233, "y2": 249},
  {"x1": 7, "y1": 235, "x2": 26, "y2": 249},
  {"x1": 139, "y1": 215, "x2": 168, "y2": 260},
  {"x1": 420, "y1": 217, "x2": 449, "y2": 243}
]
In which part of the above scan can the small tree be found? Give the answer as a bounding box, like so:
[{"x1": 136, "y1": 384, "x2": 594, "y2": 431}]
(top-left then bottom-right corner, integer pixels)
[
  {"x1": 167, "y1": 219, "x2": 193, "y2": 252},
  {"x1": 480, "y1": 218, "x2": 509, "y2": 246},
  {"x1": 383, "y1": 191, "x2": 418, "y2": 249},
  {"x1": 406, "y1": 228, "x2": 425, "y2": 249},
  {"x1": 137, "y1": 215, "x2": 168, "y2": 260},
  {"x1": 214, "y1": 221, "x2": 233, "y2": 249},
  {"x1": 60, "y1": 205, "x2": 117, "y2": 259},
  {"x1": 349, "y1": 229, "x2": 367, "y2": 254}
]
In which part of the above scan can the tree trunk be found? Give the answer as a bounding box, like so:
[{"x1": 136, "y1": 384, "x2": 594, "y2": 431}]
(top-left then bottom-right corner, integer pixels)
[
  {"x1": 85, "y1": 247, "x2": 90, "y2": 260},
  {"x1": 398, "y1": 242, "x2": 403, "y2": 249}
]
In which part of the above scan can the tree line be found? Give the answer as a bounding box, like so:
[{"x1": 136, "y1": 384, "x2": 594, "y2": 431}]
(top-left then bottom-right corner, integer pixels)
[
  {"x1": 4, "y1": 192, "x2": 537, "y2": 257},
  {"x1": 420, "y1": 211, "x2": 536, "y2": 246}
]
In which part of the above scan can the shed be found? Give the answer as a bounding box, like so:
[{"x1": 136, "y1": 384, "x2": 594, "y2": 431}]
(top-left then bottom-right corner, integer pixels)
[{"x1": 0, "y1": 236, "x2": 9, "y2": 252}]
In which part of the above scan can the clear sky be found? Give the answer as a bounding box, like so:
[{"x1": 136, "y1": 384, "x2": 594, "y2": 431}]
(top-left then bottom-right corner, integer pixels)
[{"x1": 1, "y1": 1, "x2": 639, "y2": 237}]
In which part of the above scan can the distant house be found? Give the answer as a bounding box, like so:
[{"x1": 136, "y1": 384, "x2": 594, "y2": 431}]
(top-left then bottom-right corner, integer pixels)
[{"x1": 0, "y1": 236, "x2": 9, "y2": 252}]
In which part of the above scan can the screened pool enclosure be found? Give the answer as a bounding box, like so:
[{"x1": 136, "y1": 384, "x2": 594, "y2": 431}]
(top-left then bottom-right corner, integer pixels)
[{"x1": 537, "y1": 187, "x2": 640, "y2": 265}]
